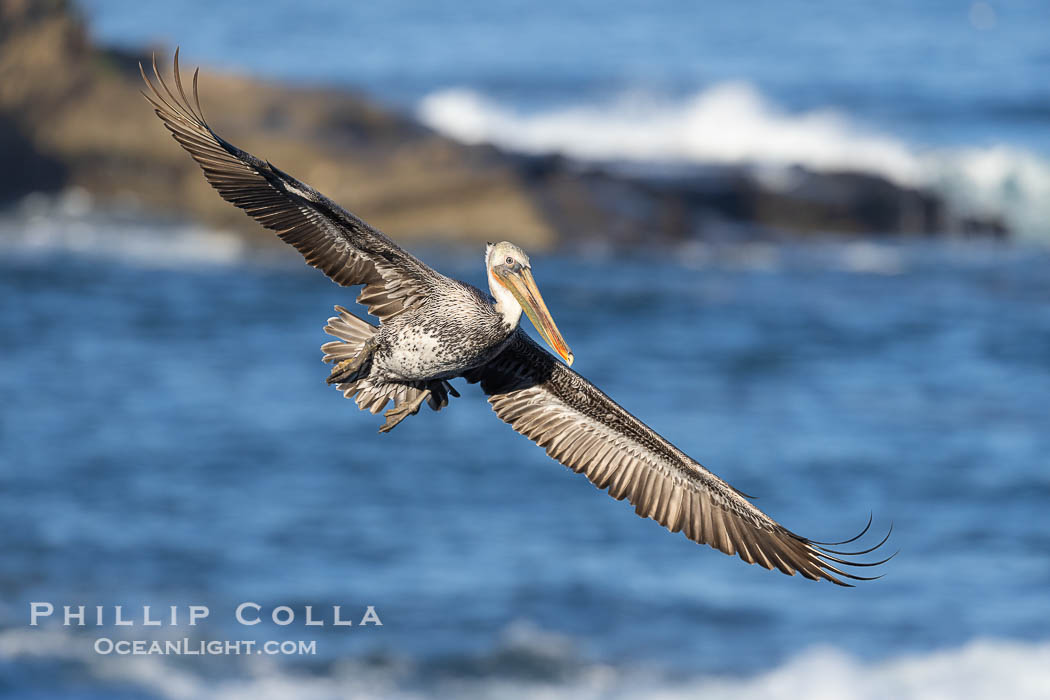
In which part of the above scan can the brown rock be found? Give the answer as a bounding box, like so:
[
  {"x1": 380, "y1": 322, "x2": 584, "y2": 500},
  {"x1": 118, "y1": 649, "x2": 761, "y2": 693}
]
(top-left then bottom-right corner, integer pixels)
[
  {"x1": 0, "y1": 0, "x2": 1009, "y2": 248},
  {"x1": 0, "y1": 0, "x2": 555, "y2": 249}
]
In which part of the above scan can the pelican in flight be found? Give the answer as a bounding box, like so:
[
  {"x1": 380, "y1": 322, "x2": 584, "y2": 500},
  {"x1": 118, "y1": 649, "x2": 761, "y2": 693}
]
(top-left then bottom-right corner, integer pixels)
[{"x1": 142, "y1": 52, "x2": 891, "y2": 585}]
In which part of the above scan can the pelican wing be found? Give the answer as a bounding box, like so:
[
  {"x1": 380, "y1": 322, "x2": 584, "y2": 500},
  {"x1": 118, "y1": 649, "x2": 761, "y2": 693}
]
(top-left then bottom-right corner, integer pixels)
[
  {"x1": 467, "y1": 332, "x2": 889, "y2": 585},
  {"x1": 141, "y1": 52, "x2": 437, "y2": 322}
]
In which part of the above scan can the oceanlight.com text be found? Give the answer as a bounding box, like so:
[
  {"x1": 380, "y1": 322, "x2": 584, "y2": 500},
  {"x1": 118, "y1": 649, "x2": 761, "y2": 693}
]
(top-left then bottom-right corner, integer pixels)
[{"x1": 94, "y1": 638, "x2": 317, "y2": 656}]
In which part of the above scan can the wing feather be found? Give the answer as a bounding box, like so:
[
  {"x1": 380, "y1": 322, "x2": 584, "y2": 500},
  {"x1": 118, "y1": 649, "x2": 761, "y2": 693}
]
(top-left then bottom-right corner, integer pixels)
[
  {"x1": 467, "y1": 332, "x2": 892, "y2": 585},
  {"x1": 141, "y1": 51, "x2": 439, "y2": 323}
]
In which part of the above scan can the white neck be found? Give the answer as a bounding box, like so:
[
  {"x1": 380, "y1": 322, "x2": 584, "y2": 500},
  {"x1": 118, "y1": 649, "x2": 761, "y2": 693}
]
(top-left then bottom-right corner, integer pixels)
[{"x1": 488, "y1": 266, "x2": 522, "y2": 329}]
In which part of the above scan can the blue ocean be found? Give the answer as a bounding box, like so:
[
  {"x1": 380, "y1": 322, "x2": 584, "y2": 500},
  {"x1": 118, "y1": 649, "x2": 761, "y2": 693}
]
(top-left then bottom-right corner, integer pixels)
[{"x1": 3, "y1": 1, "x2": 1050, "y2": 697}]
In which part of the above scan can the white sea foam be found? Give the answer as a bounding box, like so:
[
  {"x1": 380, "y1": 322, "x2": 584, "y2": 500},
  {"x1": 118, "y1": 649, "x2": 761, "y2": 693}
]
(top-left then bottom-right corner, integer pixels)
[
  {"x1": 1, "y1": 625, "x2": 1048, "y2": 700},
  {"x1": 418, "y1": 84, "x2": 1050, "y2": 239},
  {"x1": 0, "y1": 189, "x2": 253, "y2": 268}
]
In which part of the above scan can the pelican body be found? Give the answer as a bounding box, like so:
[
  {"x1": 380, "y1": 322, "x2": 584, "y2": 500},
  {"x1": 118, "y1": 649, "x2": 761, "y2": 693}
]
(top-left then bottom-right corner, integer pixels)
[
  {"x1": 142, "y1": 53, "x2": 891, "y2": 585},
  {"x1": 321, "y1": 240, "x2": 572, "y2": 431}
]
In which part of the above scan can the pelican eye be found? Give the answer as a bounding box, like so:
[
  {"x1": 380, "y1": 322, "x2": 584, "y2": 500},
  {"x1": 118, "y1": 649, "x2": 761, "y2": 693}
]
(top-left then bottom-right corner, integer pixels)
[{"x1": 505, "y1": 256, "x2": 514, "y2": 265}]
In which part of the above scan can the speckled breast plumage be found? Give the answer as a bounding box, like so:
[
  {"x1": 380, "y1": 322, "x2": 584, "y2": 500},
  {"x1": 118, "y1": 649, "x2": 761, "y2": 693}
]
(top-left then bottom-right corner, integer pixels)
[{"x1": 372, "y1": 279, "x2": 515, "y2": 382}]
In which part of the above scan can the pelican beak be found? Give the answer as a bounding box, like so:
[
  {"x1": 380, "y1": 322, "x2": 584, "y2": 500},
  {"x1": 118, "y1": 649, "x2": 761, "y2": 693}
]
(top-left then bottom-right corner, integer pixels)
[{"x1": 498, "y1": 266, "x2": 574, "y2": 366}]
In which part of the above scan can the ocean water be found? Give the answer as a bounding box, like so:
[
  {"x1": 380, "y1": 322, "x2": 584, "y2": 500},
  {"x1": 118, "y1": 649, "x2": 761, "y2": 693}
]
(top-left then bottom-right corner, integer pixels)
[
  {"x1": 1, "y1": 202, "x2": 1049, "y2": 697},
  {"x1": 77, "y1": 0, "x2": 1050, "y2": 238},
  {"x1": 6, "y1": 3, "x2": 1050, "y2": 696}
]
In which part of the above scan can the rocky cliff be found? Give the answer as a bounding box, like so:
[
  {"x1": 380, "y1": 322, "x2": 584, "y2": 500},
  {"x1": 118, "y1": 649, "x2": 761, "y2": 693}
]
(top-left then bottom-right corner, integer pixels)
[{"x1": 0, "y1": 0, "x2": 1006, "y2": 249}]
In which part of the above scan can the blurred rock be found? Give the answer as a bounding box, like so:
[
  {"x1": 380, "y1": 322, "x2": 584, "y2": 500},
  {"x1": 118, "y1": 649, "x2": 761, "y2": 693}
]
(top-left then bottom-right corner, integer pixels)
[
  {"x1": 0, "y1": 114, "x2": 68, "y2": 201},
  {"x1": 0, "y1": 0, "x2": 554, "y2": 249},
  {"x1": 513, "y1": 159, "x2": 1008, "y2": 247},
  {"x1": 0, "y1": 0, "x2": 1009, "y2": 248}
]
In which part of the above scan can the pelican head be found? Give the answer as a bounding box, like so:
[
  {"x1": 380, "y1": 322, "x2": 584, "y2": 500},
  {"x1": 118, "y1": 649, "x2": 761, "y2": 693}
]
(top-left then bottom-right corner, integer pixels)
[{"x1": 486, "y1": 241, "x2": 574, "y2": 366}]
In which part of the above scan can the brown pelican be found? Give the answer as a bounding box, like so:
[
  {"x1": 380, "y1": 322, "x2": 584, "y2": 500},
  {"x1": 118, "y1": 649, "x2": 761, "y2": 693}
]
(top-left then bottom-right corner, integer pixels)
[{"x1": 141, "y1": 52, "x2": 891, "y2": 586}]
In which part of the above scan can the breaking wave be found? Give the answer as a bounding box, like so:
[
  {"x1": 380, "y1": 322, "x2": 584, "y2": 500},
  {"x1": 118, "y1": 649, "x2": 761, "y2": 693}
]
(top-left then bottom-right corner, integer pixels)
[
  {"x1": 0, "y1": 189, "x2": 253, "y2": 268},
  {"x1": 2, "y1": 624, "x2": 1048, "y2": 700},
  {"x1": 418, "y1": 83, "x2": 1050, "y2": 239}
]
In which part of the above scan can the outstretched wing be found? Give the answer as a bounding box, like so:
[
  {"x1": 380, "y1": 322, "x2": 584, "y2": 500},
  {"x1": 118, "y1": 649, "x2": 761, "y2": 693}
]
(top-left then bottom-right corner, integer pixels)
[
  {"x1": 141, "y1": 50, "x2": 437, "y2": 322},
  {"x1": 467, "y1": 332, "x2": 892, "y2": 585}
]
